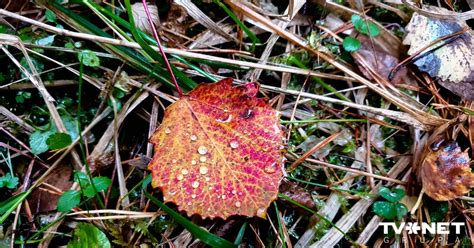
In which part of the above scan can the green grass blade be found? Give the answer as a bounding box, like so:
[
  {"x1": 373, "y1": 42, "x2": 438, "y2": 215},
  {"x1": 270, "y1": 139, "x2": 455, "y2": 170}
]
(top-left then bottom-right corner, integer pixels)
[
  {"x1": 0, "y1": 191, "x2": 30, "y2": 224},
  {"x1": 48, "y1": 2, "x2": 196, "y2": 91},
  {"x1": 144, "y1": 191, "x2": 236, "y2": 248},
  {"x1": 213, "y1": 0, "x2": 260, "y2": 51},
  {"x1": 123, "y1": 0, "x2": 197, "y2": 91},
  {"x1": 234, "y1": 221, "x2": 247, "y2": 245},
  {"x1": 274, "y1": 202, "x2": 286, "y2": 248}
]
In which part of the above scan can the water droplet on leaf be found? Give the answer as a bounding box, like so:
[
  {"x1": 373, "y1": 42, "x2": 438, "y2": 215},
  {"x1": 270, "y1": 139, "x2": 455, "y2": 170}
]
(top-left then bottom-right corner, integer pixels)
[
  {"x1": 165, "y1": 128, "x2": 171, "y2": 134},
  {"x1": 192, "y1": 181, "x2": 199, "y2": 188},
  {"x1": 200, "y1": 156, "x2": 207, "y2": 162},
  {"x1": 177, "y1": 174, "x2": 184, "y2": 181},
  {"x1": 190, "y1": 135, "x2": 197, "y2": 141},
  {"x1": 230, "y1": 140, "x2": 239, "y2": 149},
  {"x1": 181, "y1": 169, "x2": 189, "y2": 175},
  {"x1": 198, "y1": 146, "x2": 208, "y2": 155},
  {"x1": 199, "y1": 166, "x2": 208, "y2": 174},
  {"x1": 235, "y1": 201, "x2": 241, "y2": 208},
  {"x1": 191, "y1": 160, "x2": 197, "y2": 165},
  {"x1": 264, "y1": 162, "x2": 279, "y2": 174}
]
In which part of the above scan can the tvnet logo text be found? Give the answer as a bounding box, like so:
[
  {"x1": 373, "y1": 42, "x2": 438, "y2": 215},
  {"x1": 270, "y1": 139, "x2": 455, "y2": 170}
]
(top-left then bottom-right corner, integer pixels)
[{"x1": 379, "y1": 222, "x2": 465, "y2": 235}]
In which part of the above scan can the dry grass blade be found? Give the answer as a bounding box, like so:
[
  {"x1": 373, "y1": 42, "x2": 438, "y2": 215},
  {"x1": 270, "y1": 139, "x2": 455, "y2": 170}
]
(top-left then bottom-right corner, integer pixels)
[
  {"x1": 0, "y1": 106, "x2": 34, "y2": 132},
  {"x1": 89, "y1": 87, "x2": 153, "y2": 169},
  {"x1": 260, "y1": 84, "x2": 430, "y2": 130},
  {"x1": 288, "y1": 131, "x2": 342, "y2": 171},
  {"x1": 175, "y1": 0, "x2": 238, "y2": 43}
]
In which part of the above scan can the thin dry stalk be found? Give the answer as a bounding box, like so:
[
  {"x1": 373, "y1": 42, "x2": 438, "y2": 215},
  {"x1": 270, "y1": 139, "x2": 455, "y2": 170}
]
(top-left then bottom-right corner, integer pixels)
[
  {"x1": 175, "y1": 0, "x2": 238, "y2": 43},
  {"x1": 112, "y1": 97, "x2": 130, "y2": 209},
  {"x1": 299, "y1": 157, "x2": 406, "y2": 185},
  {"x1": 0, "y1": 106, "x2": 34, "y2": 132}
]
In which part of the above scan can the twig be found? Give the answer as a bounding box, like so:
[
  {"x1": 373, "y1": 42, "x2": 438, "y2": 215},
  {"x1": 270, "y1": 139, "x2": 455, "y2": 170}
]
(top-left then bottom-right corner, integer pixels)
[{"x1": 287, "y1": 132, "x2": 342, "y2": 172}]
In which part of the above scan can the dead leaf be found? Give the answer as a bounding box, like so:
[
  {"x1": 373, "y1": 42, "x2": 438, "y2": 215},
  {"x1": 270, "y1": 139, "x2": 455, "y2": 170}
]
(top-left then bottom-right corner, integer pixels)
[
  {"x1": 131, "y1": 2, "x2": 160, "y2": 34},
  {"x1": 403, "y1": 6, "x2": 473, "y2": 99},
  {"x1": 28, "y1": 165, "x2": 72, "y2": 214},
  {"x1": 162, "y1": 3, "x2": 190, "y2": 43},
  {"x1": 279, "y1": 180, "x2": 315, "y2": 210},
  {"x1": 420, "y1": 140, "x2": 474, "y2": 201},
  {"x1": 148, "y1": 78, "x2": 284, "y2": 219},
  {"x1": 355, "y1": 35, "x2": 417, "y2": 86}
]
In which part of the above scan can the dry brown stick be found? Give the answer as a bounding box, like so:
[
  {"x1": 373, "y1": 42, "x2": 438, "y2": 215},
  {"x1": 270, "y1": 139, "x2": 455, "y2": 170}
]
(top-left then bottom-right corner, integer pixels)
[
  {"x1": 0, "y1": 80, "x2": 79, "y2": 90},
  {"x1": 287, "y1": 132, "x2": 342, "y2": 172}
]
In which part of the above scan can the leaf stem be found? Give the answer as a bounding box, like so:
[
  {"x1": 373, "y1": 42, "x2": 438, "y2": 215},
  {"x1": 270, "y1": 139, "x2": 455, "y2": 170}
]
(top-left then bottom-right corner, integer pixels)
[{"x1": 141, "y1": 1, "x2": 183, "y2": 97}]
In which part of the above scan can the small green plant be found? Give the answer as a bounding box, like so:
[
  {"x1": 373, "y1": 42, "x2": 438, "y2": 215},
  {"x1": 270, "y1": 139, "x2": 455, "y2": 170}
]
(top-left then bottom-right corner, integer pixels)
[
  {"x1": 0, "y1": 150, "x2": 19, "y2": 189},
  {"x1": 351, "y1": 15, "x2": 380, "y2": 37},
  {"x1": 373, "y1": 186, "x2": 408, "y2": 220},
  {"x1": 342, "y1": 37, "x2": 361, "y2": 52},
  {"x1": 78, "y1": 50, "x2": 101, "y2": 67},
  {"x1": 15, "y1": 91, "x2": 31, "y2": 103},
  {"x1": 29, "y1": 114, "x2": 78, "y2": 154},
  {"x1": 57, "y1": 171, "x2": 112, "y2": 212},
  {"x1": 68, "y1": 223, "x2": 111, "y2": 248},
  {"x1": 342, "y1": 14, "x2": 381, "y2": 52}
]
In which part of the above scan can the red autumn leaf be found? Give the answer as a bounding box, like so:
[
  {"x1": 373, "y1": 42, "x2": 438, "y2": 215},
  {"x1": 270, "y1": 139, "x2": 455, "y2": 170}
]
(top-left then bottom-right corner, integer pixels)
[
  {"x1": 148, "y1": 78, "x2": 284, "y2": 219},
  {"x1": 421, "y1": 140, "x2": 474, "y2": 201}
]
